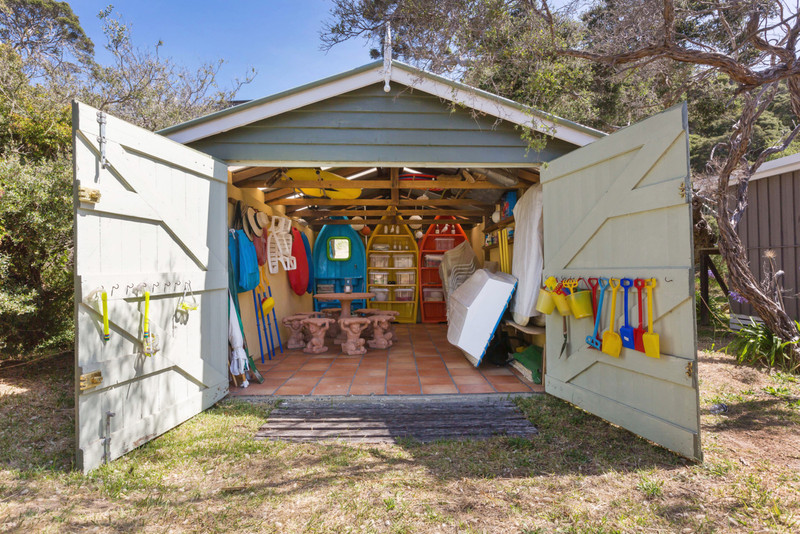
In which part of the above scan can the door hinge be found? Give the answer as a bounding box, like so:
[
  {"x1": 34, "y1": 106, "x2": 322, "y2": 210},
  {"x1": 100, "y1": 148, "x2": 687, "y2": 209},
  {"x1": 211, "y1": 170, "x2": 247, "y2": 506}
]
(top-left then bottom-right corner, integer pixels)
[
  {"x1": 97, "y1": 110, "x2": 108, "y2": 169},
  {"x1": 678, "y1": 182, "x2": 686, "y2": 199},
  {"x1": 78, "y1": 186, "x2": 101, "y2": 204},
  {"x1": 686, "y1": 361, "x2": 693, "y2": 378},
  {"x1": 79, "y1": 370, "x2": 103, "y2": 391}
]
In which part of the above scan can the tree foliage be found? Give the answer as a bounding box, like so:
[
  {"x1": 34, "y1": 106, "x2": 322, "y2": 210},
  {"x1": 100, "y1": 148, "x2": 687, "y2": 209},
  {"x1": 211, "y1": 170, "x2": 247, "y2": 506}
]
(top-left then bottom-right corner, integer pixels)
[
  {"x1": 0, "y1": 1, "x2": 253, "y2": 358},
  {"x1": 324, "y1": 0, "x2": 800, "y2": 367}
]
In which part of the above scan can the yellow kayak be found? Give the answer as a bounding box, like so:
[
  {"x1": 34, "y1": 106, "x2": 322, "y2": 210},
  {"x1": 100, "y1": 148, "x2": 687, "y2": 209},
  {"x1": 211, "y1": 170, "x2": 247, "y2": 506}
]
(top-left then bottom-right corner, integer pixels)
[{"x1": 285, "y1": 168, "x2": 361, "y2": 200}]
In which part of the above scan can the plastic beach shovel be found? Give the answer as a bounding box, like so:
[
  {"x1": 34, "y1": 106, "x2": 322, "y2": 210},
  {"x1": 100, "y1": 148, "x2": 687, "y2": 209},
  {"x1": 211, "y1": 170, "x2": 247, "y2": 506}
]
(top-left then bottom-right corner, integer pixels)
[
  {"x1": 620, "y1": 278, "x2": 635, "y2": 349},
  {"x1": 643, "y1": 278, "x2": 661, "y2": 358},
  {"x1": 634, "y1": 278, "x2": 646, "y2": 352},
  {"x1": 586, "y1": 277, "x2": 609, "y2": 350},
  {"x1": 601, "y1": 278, "x2": 622, "y2": 357}
]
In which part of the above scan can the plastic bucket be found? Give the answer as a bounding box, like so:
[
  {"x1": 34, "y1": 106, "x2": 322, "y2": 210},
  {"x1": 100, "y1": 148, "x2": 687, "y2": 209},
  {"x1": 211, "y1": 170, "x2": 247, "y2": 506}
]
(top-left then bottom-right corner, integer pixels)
[
  {"x1": 567, "y1": 290, "x2": 593, "y2": 319},
  {"x1": 552, "y1": 291, "x2": 571, "y2": 316},
  {"x1": 535, "y1": 289, "x2": 556, "y2": 315}
]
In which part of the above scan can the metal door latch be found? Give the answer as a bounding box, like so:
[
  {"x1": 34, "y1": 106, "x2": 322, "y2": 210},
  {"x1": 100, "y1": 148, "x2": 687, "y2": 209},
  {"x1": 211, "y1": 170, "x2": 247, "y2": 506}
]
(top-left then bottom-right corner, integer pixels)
[
  {"x1": 79, "y1": 370, "x2": 103, "y2": 391},
  {"x1": 97, "y1": 111, "x2": 108, "y2": 169},
  {"x1": 686, "y1": 361, "x2": 693, "y2": 378},
  {"x1": 678, "y1": 182, "x2": 686, "y2": 199},
  {"x1": 78, "y1": 186, "x2": 101, "y2": 204},
  {"x1": 103, "y1": 410, "x2": 116, "y2": 464}
]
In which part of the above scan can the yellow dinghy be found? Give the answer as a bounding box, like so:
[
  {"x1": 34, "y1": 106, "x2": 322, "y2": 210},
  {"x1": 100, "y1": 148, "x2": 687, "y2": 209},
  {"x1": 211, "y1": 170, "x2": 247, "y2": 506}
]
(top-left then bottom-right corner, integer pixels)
[{"x1": 285, "y1": 168, "x2": 361, "y2": 200}]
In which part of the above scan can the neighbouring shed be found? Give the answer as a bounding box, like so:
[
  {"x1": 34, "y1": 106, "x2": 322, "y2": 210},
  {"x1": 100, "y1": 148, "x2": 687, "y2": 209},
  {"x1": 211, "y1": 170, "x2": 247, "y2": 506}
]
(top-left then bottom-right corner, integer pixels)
[{"x1": 729, "y1": 153, "x2": 800, "y2": 328}]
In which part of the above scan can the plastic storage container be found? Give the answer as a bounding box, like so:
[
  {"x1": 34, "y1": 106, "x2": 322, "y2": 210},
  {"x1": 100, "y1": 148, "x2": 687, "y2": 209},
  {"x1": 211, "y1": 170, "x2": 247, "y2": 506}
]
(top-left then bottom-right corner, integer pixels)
[
  {"x1": 423, "y1": 287, "x2": 445, "y2": 302},
  {"x1": 395, "y1": 287, "x2": 414, "y2": 301},
  {"x1": 370, "y1": 254, "x2": 389, "y2": 268},
  {"x1": 393, "y1": 253, "x2": 415, "y2": 268},
  {"x1": 316, "y1": 283, "x2": 335, "y2": 294},
  {"x1": 434, "y1": 237, "x2": 456, "y2": 250},
  {"x1": 372, "y1": 287, "x2": 391, "y2": 302},
  {"x1": 396, "y1": 270, "x2": 416, "y2": 285},
  {"x1": 369, "y1": 271, "x2": 389, "y2": 285},
  {"x1": 424, "y1": 254, "x2": 444, "y2": 268}
]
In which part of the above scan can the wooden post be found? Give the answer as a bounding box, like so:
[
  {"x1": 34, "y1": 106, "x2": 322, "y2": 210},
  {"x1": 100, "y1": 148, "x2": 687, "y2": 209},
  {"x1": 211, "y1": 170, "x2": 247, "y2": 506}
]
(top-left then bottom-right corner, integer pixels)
[
  {"x1": 390, "y1": 167, "x2": 399, "y2": 206},
  {"x1": 699, "y1": 253, "x2": 710, "y2": 325}
]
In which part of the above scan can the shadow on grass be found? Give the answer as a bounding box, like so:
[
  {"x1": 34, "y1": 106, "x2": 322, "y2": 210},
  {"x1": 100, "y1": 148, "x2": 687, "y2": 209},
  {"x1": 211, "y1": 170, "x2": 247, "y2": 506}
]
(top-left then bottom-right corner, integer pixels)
[{"x1": 0, "y1": 352, "x2": 75, "y2": 473}]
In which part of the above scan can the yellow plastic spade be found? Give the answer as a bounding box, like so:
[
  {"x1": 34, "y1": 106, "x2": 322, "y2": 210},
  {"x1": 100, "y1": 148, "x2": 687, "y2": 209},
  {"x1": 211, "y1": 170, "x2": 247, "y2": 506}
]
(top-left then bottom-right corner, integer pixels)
[
  {"x1": 643, "y1": 278, "x2": 660, "y2": 358},
  {"x1": 261, "y1": 296, "x2": 275, "y2": 315},
  {"x1": 601, "y1": 278, "x2": 622, "y2": 357},
  {"x1": 101, "y1": 291, "x2": 110, "y2": 341}
]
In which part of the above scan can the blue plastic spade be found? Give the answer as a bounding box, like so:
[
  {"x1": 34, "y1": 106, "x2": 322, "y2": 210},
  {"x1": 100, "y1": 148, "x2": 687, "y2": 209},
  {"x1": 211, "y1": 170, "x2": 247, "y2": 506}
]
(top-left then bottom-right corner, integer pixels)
[
  {"x1": 586, "y1": 277, "x2": 609, "y2": 349},
  {"x1": 620, "y1": 278, "x2": 635, "y2": 349}
]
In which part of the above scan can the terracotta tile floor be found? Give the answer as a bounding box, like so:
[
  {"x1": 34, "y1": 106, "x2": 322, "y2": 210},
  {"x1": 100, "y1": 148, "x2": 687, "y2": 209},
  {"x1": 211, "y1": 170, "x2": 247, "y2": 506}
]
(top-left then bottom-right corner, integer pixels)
[{"x1": 230, "y1": 323, "x2": 542, "y2": 397}]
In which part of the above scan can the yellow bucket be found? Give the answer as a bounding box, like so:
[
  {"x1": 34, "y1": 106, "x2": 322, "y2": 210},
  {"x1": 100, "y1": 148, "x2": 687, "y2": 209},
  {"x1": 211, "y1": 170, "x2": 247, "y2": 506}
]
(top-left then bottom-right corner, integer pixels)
[
  {"x1": 535, "y1": 289, "x2": 556, "y2": 315},
  {"x1": 552, "y1": 291, "x2": 571, "y2": 316},
  {"x1": 567, "y1": 290, "x2": 593, "y2": 319}
]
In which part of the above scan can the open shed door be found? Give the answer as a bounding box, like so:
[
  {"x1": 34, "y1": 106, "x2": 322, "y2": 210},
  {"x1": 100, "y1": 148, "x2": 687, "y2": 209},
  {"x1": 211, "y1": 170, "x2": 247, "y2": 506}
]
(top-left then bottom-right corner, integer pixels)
[
  {"x1": 542, "y1": 104, "x2": 702, "y2": 461},
  {"x1": 72, "y1": 102, "x2": 229, "y2": 472}
]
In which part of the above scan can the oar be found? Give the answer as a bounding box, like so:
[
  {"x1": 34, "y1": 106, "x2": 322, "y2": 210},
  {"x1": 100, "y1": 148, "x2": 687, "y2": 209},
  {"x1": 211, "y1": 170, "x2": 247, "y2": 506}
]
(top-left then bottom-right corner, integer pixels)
[
  {"x1": 256, "y1": 273, "x2": 275, "y2": 361},
  {"x1": 262, "y1": 267, "x2": 283, "y2": 353},
  {"x1": 251, "y1": 290, "x2": 266, "y2": 363}
]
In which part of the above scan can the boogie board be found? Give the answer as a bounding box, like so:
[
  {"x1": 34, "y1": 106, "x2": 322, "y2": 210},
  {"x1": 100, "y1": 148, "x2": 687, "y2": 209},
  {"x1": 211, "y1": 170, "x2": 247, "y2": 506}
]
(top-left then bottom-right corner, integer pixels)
[
  {"x1": 285, "y1": 168, "x2": 361, "y2": 200},
  {"x1": 287, "y1": 228, "x2": 310, "y2": 296},
  {"x1": 300, "y1": 231, "x2": 314, "y2": 294}
]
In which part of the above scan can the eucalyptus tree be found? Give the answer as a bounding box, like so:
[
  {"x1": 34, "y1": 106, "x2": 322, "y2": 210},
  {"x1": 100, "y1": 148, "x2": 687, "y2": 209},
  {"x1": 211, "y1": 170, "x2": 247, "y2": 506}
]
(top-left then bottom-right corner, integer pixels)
[{"x1": 324, "y1": 0, "x2": 800, "y2": 365}]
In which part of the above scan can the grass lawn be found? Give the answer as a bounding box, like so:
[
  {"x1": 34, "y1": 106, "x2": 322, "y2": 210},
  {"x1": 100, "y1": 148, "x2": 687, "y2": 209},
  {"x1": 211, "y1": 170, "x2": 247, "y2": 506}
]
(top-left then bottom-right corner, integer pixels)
[{"x1": 1, "y1": 340, "x2": 799, "y2": 533}]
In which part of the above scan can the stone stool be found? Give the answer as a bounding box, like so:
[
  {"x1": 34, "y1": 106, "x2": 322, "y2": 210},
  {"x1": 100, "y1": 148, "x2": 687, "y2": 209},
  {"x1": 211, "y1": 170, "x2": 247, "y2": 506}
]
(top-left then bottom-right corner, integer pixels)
[
  {"x1": 282, "y1": 314, "x2": 309, "y2": 350},
  {"x1": 338, "y1": 317, "x2": 371, "y2": 356},
  {"x1": 379, "y1": 310, "x2": 400, "y2": 342},
  {"x1": 302, "y1": 317, "x2": 334, "y2": 354},
  {"x1": 320, "y1": 308, "x2": 342, "y2": 340},
  {"x1": 368, "y1": 315, "x2": 394, "y2": 349},
  {"x1": 294, "y1": 311, "x2": 322, "y2": 342}
]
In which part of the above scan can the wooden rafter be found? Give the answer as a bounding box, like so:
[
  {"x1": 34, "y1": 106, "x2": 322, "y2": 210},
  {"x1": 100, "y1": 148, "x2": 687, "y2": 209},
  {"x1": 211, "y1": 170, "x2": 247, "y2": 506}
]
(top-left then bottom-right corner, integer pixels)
[
  {"x1": 305, "y1": 208, "x2": 488, "y2": 218},
  {"x1": 273, "y1": 198, "x2": 493, "y2": 207},
  {"x1": 307, "y1": 217, "x2": 480, "y2": 227},
  {"x1": 269, "y1": 179, "x2": 510, "y2": 190}
]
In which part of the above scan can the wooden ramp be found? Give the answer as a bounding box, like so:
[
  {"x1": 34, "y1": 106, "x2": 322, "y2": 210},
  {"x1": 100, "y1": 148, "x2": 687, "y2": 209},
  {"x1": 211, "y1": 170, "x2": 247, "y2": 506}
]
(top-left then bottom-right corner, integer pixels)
[{"x1": 255, "y1": 398, "x2": 538, "y2": 443}]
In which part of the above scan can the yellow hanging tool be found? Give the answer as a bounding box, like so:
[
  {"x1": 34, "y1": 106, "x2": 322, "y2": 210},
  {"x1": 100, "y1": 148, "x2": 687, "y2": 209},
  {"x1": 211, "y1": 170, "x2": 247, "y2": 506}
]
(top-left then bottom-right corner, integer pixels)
[
  {"x1": 101, "y1": 290, "x2": 110, "y2": 341},
  {"x1": 143, "y1": 291, "x2": 150, "y2": 339}
]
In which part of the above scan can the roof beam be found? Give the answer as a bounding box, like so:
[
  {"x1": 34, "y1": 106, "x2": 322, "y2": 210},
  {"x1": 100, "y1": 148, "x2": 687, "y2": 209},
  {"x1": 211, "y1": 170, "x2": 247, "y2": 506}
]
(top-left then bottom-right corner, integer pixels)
[
  {"x1": 272, "y1": 198, "x2": 493, "y2": 207},
  {"x1": 305, "y1": 209, "x2": 488, "y2": 218},
  {"x1": 270, "y1": 179, "x2": 510, "y2": 190},
  {"x1": 308, "y1": 217, "x2": 480, "y2": 227}
]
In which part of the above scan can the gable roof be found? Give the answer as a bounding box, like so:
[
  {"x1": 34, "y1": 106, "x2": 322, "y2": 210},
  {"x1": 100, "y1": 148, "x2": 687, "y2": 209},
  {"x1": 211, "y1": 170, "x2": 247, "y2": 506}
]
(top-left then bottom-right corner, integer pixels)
[{"x1": 159, "y1": 60, "x2": 605, "y2": 147}]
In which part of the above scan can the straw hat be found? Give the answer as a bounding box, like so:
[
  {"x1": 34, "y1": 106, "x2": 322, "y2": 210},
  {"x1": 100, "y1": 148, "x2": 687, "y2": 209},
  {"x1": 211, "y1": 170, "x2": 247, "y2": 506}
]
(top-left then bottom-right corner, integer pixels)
[
  {"x1": 255, "y1": 211, "x2": 269, "y2": 231},
  {"x1": 246, "y1": 207, "x2": 263, "y2": 238}
]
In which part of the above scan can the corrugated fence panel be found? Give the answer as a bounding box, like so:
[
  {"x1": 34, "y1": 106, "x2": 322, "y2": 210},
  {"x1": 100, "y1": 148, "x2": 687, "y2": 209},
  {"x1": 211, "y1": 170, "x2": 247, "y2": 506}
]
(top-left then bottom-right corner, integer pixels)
[
  {"x1": 188, "y1": 83, "x2": 576, "y2": 165},
  {"x1": 733, "y1": 171, "x2": 800, "y2": 321}
]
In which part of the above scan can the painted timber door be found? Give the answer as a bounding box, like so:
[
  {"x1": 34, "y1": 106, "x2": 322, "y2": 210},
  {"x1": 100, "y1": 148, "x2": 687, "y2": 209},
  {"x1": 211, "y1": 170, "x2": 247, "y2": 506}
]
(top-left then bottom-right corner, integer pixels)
[
  {"x1": 541, "y1": 104, "x2": 702, "y2": 461},
  {"x1": 72, "y1": 102, "x2": 229, "y2": 472}
]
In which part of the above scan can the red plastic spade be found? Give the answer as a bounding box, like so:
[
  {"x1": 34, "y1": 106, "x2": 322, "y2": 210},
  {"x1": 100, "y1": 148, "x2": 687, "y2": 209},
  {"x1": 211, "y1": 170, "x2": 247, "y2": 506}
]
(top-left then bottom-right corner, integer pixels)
[{"x1": 634, "y1": 278, "x2": 646, "y2": 352}]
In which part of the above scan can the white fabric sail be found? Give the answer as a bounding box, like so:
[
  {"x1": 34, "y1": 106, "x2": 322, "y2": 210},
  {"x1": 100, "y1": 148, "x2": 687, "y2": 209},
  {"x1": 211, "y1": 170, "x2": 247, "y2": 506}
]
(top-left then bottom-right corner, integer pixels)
[{"x1": 510, "y1": 184, "x2": 544, "y2": 325}]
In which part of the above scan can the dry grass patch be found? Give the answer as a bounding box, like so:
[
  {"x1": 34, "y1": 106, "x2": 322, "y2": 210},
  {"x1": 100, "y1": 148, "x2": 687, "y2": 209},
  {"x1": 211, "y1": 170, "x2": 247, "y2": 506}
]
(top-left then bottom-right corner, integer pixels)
[{"x1": 1, "y1": 346, "x2": 799, "y2": 533}]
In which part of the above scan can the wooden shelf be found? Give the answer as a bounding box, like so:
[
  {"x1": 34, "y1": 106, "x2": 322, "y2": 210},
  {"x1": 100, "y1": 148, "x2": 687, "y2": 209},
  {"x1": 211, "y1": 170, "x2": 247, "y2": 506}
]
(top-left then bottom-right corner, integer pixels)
[
  {"x1": 503, "y1": 319, "x2": 545, "y2": 335},
  {"x1": 368, "y1": 266, "x2": 416, "y2": 270},
  {"x1": 482, "y1": 238, "x2": 514, "y2": 251},
  {"x1": 483, "y1": 215, "x2": 515, "y2": 234}
]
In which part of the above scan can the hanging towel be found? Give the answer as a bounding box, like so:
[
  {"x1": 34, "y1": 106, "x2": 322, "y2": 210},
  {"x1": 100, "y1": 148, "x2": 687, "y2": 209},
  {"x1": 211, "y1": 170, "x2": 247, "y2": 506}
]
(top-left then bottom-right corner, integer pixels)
[
  {"x1": 510, "y1": 184, "x2": 544, "y2": 325},
  {"x1": 229, "y1": 229, "x2": 259, "y2": 292}
]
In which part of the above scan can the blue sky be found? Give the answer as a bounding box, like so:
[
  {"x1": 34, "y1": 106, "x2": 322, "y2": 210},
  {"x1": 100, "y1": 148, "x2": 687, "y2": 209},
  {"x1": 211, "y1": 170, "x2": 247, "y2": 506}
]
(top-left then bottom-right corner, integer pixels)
[{"x1": 68, "y1": 1, "x2": 375, "y2": 100}]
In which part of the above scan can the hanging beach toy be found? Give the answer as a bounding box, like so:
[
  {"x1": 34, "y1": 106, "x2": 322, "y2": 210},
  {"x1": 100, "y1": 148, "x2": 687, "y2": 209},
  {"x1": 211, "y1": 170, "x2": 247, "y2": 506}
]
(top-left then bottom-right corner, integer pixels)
[
  {"x1": 141, "y1": 290, "x2": 160, "y2": 356},
  {"x1": 101, "y1": 290, "x2": 110, "y2": 341},
  {"x1": 178, "y1": 282, "x2": 199, "y2": 312}
]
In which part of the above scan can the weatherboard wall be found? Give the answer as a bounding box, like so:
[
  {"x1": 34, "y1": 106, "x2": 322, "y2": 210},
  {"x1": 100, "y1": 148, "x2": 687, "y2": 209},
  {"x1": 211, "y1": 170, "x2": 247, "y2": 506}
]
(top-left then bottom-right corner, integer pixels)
[
  {"x1": 730, "y1": 169, "x2": 800, "y2": 323},
  {"x1": 187, "y1": 83, "x2": 577, "y2": 166}
]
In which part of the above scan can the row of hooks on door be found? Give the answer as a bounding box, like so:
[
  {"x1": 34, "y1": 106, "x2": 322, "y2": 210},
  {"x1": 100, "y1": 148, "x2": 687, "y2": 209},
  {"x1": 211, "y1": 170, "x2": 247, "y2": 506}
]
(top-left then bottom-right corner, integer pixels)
[{"x1": 92, "y1": 281, "x2": 194, "y2": 297}]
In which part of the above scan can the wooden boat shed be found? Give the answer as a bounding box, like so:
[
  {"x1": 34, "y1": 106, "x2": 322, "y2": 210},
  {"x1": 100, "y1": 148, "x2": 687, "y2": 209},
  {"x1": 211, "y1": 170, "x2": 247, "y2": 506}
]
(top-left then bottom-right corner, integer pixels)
[{"x1": 72, "y1": 59, "x2": 703, "y2": 471}]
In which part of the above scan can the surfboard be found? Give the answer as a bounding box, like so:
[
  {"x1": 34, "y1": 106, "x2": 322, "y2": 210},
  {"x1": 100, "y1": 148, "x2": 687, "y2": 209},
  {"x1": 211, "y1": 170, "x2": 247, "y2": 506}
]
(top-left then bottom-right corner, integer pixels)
[
  {"x1": 287, "y1": 228, "x2": 310, "y2": 296},
  {"x1": 300, "y1": 231, "x2": 314, "y2": 294},
  {"x1": 285, "y1": 168, "x2": 361, "y2": 199}
]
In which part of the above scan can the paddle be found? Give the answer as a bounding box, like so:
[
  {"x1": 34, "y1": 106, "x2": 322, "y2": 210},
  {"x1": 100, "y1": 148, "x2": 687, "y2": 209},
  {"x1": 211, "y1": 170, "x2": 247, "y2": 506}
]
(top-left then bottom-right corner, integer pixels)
[
  {"x1": 620, "y1": 278, "x2": 635, "y2": 350},
  {"x1": 601, "y1": 278, "x2": 622, "y2": 358}
]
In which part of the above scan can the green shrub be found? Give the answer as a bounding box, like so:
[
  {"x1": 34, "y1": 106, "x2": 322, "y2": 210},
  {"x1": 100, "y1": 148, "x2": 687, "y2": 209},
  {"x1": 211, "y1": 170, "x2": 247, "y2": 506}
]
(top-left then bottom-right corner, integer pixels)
[
  {"x1": 0, "y1": 154, "x2": 74, "y2": 358},
  {"x1": 725, "y1": 319, "x2": 800, "y2": 373}
]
